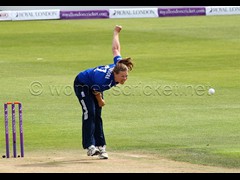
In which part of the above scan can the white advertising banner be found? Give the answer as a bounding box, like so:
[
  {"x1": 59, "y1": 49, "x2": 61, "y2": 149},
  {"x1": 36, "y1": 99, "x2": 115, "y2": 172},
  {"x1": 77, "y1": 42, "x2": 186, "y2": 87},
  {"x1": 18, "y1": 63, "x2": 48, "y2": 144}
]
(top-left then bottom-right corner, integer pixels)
[
  {"x1": 0, "y1": 11, "x2": 12, "y2": 21},
  {"x1": 11, "y1": 9, "x2": 60, "y2": 21},
  {"x1": 206, "y1": 6, "x2": 240, "y2": 16},
  {"x1": 109, "y1": 8, "x2": 158, "y2": 18}
]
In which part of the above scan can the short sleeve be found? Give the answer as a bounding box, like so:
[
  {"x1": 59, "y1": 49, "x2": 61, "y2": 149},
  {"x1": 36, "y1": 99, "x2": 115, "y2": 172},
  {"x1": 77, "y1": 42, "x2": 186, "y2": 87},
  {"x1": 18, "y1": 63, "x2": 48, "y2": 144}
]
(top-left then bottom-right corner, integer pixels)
[{"x1": 113, "y1": 55, "x2": 122, "y2": 64}]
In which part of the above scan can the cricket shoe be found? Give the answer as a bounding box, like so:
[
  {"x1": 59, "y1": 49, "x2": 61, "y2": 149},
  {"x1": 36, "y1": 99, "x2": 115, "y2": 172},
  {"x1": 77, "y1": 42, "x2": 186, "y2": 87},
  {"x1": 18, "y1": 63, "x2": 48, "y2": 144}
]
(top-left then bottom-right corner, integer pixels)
[
  {"x1": 98, "y1": 146, "x2": 108, "y2": 159},
  {"x1": 87, "y1": 145, "x2": 100, "y2": 156}
]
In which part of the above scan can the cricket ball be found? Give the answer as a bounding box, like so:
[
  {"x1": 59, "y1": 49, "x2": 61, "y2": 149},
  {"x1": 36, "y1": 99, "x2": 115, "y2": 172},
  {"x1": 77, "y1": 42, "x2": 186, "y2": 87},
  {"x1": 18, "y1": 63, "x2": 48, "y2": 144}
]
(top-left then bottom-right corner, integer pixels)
[{"x1": 208, "y1": 88, "x2": 215, "y2": 95}]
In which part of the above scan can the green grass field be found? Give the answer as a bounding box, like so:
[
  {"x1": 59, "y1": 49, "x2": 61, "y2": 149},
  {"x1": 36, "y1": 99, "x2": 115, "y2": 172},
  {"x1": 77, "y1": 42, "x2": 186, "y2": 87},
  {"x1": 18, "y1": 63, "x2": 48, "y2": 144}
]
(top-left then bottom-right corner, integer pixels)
[{"x1": 0, "y1": 15, "x2": 240, "y2": 168}]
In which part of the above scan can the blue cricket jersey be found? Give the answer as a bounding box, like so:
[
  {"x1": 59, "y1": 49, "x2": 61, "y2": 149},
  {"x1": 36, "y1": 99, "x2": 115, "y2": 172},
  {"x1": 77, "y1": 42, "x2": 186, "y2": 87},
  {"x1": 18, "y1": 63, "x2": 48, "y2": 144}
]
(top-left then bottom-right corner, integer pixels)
[{"x1": 76, "y1": 56, "x2": 122, "y2": 92}]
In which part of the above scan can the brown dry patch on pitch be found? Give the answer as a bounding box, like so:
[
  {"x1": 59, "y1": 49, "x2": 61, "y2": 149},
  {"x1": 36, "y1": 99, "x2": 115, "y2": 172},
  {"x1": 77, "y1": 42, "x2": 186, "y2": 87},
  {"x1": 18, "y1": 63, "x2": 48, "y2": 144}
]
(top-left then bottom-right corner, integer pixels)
[{"x1": 0, "y1": 150, "x2": 239, "y2": 173}]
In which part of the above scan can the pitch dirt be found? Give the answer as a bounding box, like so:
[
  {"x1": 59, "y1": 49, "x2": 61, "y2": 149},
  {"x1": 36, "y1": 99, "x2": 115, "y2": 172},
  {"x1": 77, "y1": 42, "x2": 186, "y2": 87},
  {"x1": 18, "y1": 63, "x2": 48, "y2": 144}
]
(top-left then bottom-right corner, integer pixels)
[{"x1": 0, "y1": 150, "x2": 239, "y2": 173}]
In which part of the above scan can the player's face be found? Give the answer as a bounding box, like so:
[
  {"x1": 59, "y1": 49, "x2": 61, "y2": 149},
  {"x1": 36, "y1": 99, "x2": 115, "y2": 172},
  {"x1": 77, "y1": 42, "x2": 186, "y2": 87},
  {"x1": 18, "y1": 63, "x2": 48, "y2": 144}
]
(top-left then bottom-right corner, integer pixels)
[{"x1": 114, "y1": 71, "x2": 128, "y2": 84}]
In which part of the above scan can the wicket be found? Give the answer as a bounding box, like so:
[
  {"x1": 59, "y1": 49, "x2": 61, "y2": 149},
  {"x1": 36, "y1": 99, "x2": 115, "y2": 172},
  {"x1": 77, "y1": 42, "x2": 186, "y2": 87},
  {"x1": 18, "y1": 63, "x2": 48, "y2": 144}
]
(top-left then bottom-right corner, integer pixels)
[{"x1": 3, "y1": 101, "x2": 24, "y2": 158}]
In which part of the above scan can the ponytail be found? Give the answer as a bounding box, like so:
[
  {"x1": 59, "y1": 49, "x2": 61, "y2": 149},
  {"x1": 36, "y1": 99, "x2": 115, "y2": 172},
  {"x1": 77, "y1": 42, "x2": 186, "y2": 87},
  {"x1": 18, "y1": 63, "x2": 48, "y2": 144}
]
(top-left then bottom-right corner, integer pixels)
[
  {"x1": 118, "y1": 57, "x2": 134, "y2": 70},
  {"x1": 113, "y1": 57, "x2": 134, "y2": 74}
]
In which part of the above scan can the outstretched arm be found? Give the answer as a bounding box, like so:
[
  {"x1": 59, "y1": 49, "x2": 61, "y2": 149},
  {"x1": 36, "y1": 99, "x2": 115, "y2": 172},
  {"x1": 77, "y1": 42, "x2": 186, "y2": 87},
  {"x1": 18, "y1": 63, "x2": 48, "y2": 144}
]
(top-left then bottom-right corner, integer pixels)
[{"x1": 112, "y1": 25, "x2": 122, "y2": 57}]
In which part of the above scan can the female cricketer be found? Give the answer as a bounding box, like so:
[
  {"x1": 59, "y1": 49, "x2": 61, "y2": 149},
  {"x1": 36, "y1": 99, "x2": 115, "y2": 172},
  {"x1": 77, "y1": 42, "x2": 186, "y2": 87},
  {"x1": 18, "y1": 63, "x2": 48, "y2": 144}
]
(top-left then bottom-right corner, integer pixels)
[{"x1": 73, "y1": 25, "x2": 134, "y2": 159}]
